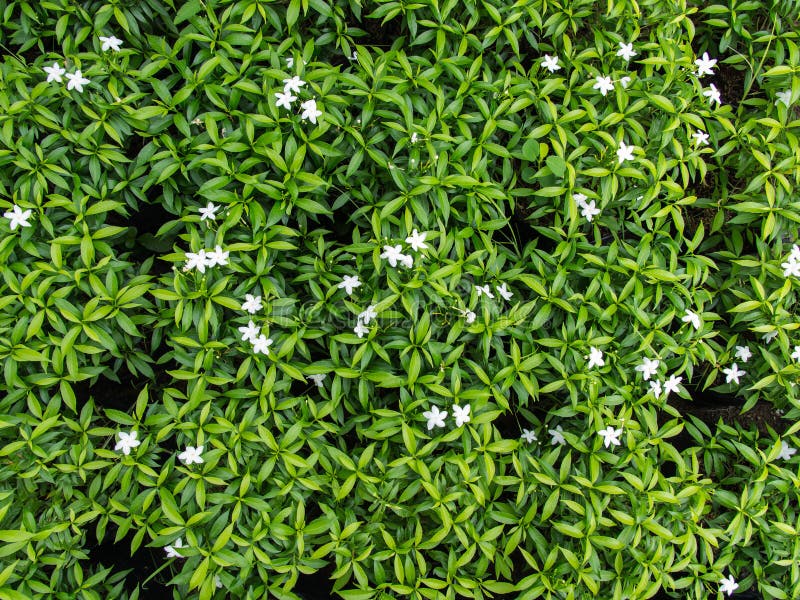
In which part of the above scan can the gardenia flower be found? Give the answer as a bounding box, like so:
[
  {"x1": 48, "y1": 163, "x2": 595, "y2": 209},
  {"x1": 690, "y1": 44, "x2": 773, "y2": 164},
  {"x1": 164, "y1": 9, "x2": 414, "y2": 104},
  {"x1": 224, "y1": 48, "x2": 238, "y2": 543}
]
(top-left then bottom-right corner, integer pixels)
[
  {"x1": 282, "y1": 75, "x2": 306, "y2": 94},
  {"x1": 43, "y1": 61, "x2": 66, "y2": 83},
  {"x1": 464, "y1": 310, "x2": 476, "y2": 324},
  {"x1": 695, "y1": 52, "x2": 717, "y2": 77},
  {"x1": 99, "y1": 35, "x2": 123, "y2": 52},
  {"x1": 617, "y1": 42, "x2": 637, "y2": 61},
  {"x1": 734, "y1": 345, "x2": 752, "y2": 363},
  {"x1": 308, "y1": 374, "x2": 326, "y2": 388},
  {"x1": 541, "y1": 54, "x2": 561, "y2": 73},
  {"x1": 722, "y1": 363, "x2": 745, "y2": 385},
  {"x1": 452, "y1": 404, "x2": 471, "y2": 427},
  {"x1": 475, "y1": 284, "x2": 494, "y2": 299},
  {"x1": 692, "y1": 130, "x2": 710, "y2": 146},
  {"x1": 620, "y1": 76, "x2": 631, "y2": 88},
  {"x1": 580, "y1": 199, "x2": 601, "y2": 222},
  {"x1": 663, "y1": 374, "x2": 682, "y2": 398},
  {"x1": 300, "y1": 98, "x2": 322, "y2": 124},
  {"x1": 549, "y1": 425, "x2": 566, "y2": 445},
  {"x1": 65, "y1": 70, "x2": 90, "y2": 93},
  {"x1": 114, "y1": 431, "x2": 141, "y2": 455},
  {"x1": 791, "y1": 345, "x2": 800, "y2": 362},
  {"x1": 238, "y1": 320, "x2": 260, "y2": 343},
  {"x1": 682, "y1": 309, "x2": 701, "y2": 330},
  {"x1": 521, "y1": 429, "x2": 537, "y2": 443},
  {"x1": 779, "y1": 440, "x2": 796, "y2": 461},
  {"x1": 241, "y1": 294, "x2": 263, "y2": 314},
  {"x1": 165, "y1": 538, "x2": 184, "y2": 559},
  {"x1": 649, "y1": 380, "x2": 663, "y2": 398},
  {"x1": 353, "y1": 320, "x2": 369, "y2": 338},
  {"x1": 423, "y1": 405, "x2": 447, "y2": 430},
  {"x1": 586, "y1": 347, "x2": 604, "y2": 369},
  {"x1": 178, "y1": 445, "x2": 204, "y2": 465},
  {"x1": 252, "y1": 334, "x2": 273, "y2": 355},
  {"x1": 762, "y1": 331, "x2": 778, "y2": 343},
  {"x1": 275, "y1": 90, "x2": 297, "y2": 109},
  {"x1": 380, "y1": 245, "x2": 404, "y2": 267},
  {"x1": 598, "y1": 426, "x2": 623, "y2": 448},
  {"x1": 206, "y1": 245, "x2": 229, "y2": 267},
  {"x1": 593, "y1": 75, "x2": 615, "y2": 96},
  {"x1": 781, "y1": 246, "x2": 800, "y2": 277},
  {"x1": 184, "y1": 249, "x2": 210, "y2": 273},
  {"x1": 496, "y1": 283, "x2": 513, "y2": 301},
  {"x1": 405, "y1": 229, "x2": 427, "y2": 251},
  {"x1": 616, "y1": 141, "x2": 634, "y2": 164},
  {"x1": 635, "y1": 357, "x2": 660, "y2": 380},
  {"x1": 703, "y1": 84, "x2": 722, "y2": 106},
  {"x1": 337, "y1": 274, "x2": 361, "y2": 295},
  {"x1": 358, "y1": 305, "x2": 377, "y2": 325},
  {"x1": 399, "y1": 253, "x2": 413, "y2": 268},
  {"x1": 776, "y1": 90, "x2": 792, "y2": 108},
  {"x1": 4, "y1": 205, "x2": 32, "y2": 230},
  {"x1": 199, "y1": 202, "x2": 219, "y2": 221},
  {"x1": 719, "y1": 575, "x2": 738, "y2": 596}
]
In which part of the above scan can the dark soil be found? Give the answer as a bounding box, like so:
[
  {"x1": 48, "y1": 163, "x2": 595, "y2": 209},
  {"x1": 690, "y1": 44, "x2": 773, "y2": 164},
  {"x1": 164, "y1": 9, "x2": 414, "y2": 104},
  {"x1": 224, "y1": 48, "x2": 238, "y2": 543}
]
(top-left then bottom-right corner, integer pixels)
[{"x1": 710, "y1": 62, "x2": 747, "y2": 112}]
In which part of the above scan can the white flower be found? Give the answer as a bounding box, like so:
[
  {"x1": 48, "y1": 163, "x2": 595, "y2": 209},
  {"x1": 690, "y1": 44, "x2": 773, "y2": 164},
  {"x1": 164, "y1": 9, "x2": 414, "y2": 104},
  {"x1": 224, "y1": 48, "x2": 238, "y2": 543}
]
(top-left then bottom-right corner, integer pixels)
[
  {"x1": 241, "y1": 294, "x2": 263, "y2": 314},
  {"x1": 703, "y1": 84, "x2": 722, "y2": 106},
  {"x1": 682, "y1": 309, "x2": 701, "y2": 330},
  {"x1": 199, "y1": 202, "x2": 219, "y2": 221},
  {"x1": 762, "y1": 330, "x2": 778, "y2": 343},
  {"x1": 663, "y1": 374, "x2": 683, "y2": 398},
  {"x1": 353, "y1": 321, "x2": 369, "y2": 338},
  {"x1": 521, "y1": 429, "x2": 537, "y2": 443},
  {"x1": 593, "y1": 75, "x2": 615, "y2": 96},
  {"x1": 114, "y1": 431, "x2": 141, "y2": 456},
  {"x1": 379, "y1": 244, "x2": 404, "y2": 267},
  {"x1": 300, "y1": 98, "x2": 322, "y2": 124},
  {"x1": 549, "y1": 425, "x2": 566, "y2": 445},
  {"x1": 586, "y1": 347, "x2": 604, "y2": 369},
  {"x1": 65, "y1": 70, "x2": 90, "y2": 93},
  {"x1": 358, "y1": 305, "x2": 378, "y2": 325},
  {"x1": 776, "y1": 90, "x2": 792, "y2": 108},
  {"x1": 598, "y1": 426, "x2": 623, "y2": 448},
  {"x1": 722, "y1": 363, "x2": 745, "y2": 385},
  {"x1": 286, "y1": 57, "x2": 294, "y2": 68},
  {"x1": 405, "y1": 229, "x2": 427, "y2": 251},
  {"x1": 191, "y1": 117, "x2": 203, "y2": 125},
  {"x1": 337, "y1": 275, "x2": 361, "y2": 295},
  {"x1": 206, "y1": 245, "x2": 229, "y2": 267},
  {"x1": 792, "y1": 345, "x2": 800, "y2": 362},
  {"x1": 734, "y1": 345, "x2": 752, "y2": 363},
  {"x1": 184, "y1": 249, "x2": 209, "y2": 273},
  {"x1": 692, "y1": 130, "x2": 710, "y2": 146},
  {"x1": 779, "y1": 440, "x2": 796, "y2": 461},
  {"x1": 791, "y1": 244, "x2": 800, "y2": 262},
  {"x1": 99, "y1": 35, "x2": 123, "y2": 52},
  {"x1": 475, "y1": 284, "x2": 494, "y2": 299},
  {"x1": 617, "y1": 42, "x2": 637, "y2": 61},
  {"x1": 541, "y1": 54, "x2": 561, "y2": 73},
  {"x1": 215, "y1": 575, "x2": 223, "y2": 589},
  {"x1": 719, "y1": 574, "x2": 738, "y2": 596},
  {"x1": 398, "y1": 253, "x2": 413, "y2": 268},
  {"x1": 308, "y1": 374, "x2": 326, "y2": 388},
  {"x1": 496, "y1": 283, "x2": 513, "y2": 301},
  {"x1": 580, "y1": 199, "x2": 601, "y2": 222},
  {"x1": 464, "y1": 310, "x2": 476, "y2": 324},
  {"x1": 616, "y1": 141, "x2": 635, "y2": 164},
  {"x1": 649, "y1": 380, "x2": 663, "y2": 398},
  {"x1": 164, "y1": 538, "x2": 184, "y2": 559},
  {"x1": 573, "y1": 192, "x2": 588, "y2": 208},
  {"x1": 252, "y1": 334, "x2": 273, "y2": 355},
  {"x1": 43, "y1": 61, "x2": 66, "y2": 83},
  {"x1": 410, "y1": 132, "x2": 418, "y2": 143},
  {"x1": 282, "y1": 75, "x2": 306, "y2": 94},
  {"x1": 4, "y1": 205, "x2": 32, "y2": 230},
  {"x1": 782, "y1": 257, "x2": 800, "y2": 278},
  {"x1": 620, "y1": 76, "x2": 631, "y2": 88},
  {"x1": 452, "y1": 404, "x2": 471, "y2": 427},
  {"x1": 695, "y1": 52, "x2": 718, "y2": 77},
  {"x1": 238, "y1": 320, "x2": 260, "y2": 343},
  {"x1": 178, "y1": 445, "x2": 204, "y2": 465},
  {"x1": 275, "y1": 90, "x2": 297, "y2": 109},
  {"x1": 423, "y1": 406, "x2": 448, "y2": 430},
  {"x1": 635, "y1": 357, "x2": 660, "y2": 381}
]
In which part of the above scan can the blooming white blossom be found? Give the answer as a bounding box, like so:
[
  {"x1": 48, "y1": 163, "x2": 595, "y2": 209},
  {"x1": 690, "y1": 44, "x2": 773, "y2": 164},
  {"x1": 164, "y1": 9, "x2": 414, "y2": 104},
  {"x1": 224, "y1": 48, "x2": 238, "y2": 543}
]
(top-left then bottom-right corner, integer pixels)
[
  {"x1": 215, "y1": 575, "x2": 223, "y2": 589},
  {"x1": 719, "y1": 574, "x2": 738, "y2": 596},
  {"x1": 598, "y1": 426, "x2": 623, "y2": 448},
  {"x1": 776, "y1": 90, "x2": 793, "y2": 108},
  {"x1": 549, "y1": 425, "x2": 566, "y2": 445},
  {"x1": 353, "y1": 321, "x2": 369, "y2": 338},
  {"x1": 541, "y1": 54, "x2": 561, "y2": 73},
  {"x1": 337, "y1": 275, "x2": 361, "y2": 295},
  {"x1": 282, "y1": 75, "x2": 306, "y2": 94},
  {"x1": 275, "y1": 90, "x2": 297, "y2": 109},
  {"x1": 99, "y1": 35, "x2": 123, "y2": 52},
  {"x1": 791, "y1": 346, "x2": 800, "y2": 362},
  {"x1": 617, "y1": 141, "x2": 635, "y2": 164},
  {"x1": 783, "y1": 259, "x2": 800, "y2": 278},
  {"x1": 649, "y1": 380, "x2": 663, "y2": 398},
  {"x1": 722, "y1": 363, "x2": 745, "y2": 385},
  {"x1": 238, "y1": 320, "x2": 260, "y2": 343},
  {"x1": 703, "y1": 83, "x2": 722, "y2": 106},
  {"x1": 43, "y1": 61, "x2": 66, "y2": 83},
  {"x1": 164, "y1": 538, "x2": 184, "y2": 559},
  {"x1": 405, "y1": 229, "x2": 427, "y2": 251},
  {"x1": 464, "y1": 310, "x2": 476, "y2": 324},
  {"x1": 308, "y1": 374, "x2": 326, "y2": 388},
  {"x1": 65, "y1": 70, "x2": 90, "y2": 93},
  {"x1": 241, "y1": 294, "x2": 263, "y2": 314},
  {"x1": 734, "y1": 345, "x2": 752, "y2": 363},
  {"x1": 663, "y1": 374, "x2": 683, "y2": 398},
  {"x1": 692, "y1": 130, "x2": 710, "y2": 146},
  {"x1": 423, "y1": 405, "x2": 447, "y2": 430},
  {"x1": 635, "y1": 357, "x2": 660, "y2": 380},
  {"x1": 358, "y1": 305, "x2": 377, "y2": 325},
  {"x1": 452, "y1": 404, "x2": 471, "y2": 427},
  {"x1": 682, "y1": 309, "x2": 701, "y2": 330},
  {"x1": 410, "y1": 132, "x2": 418, "y2": 143},
  {"x1": 617, "y1": 42, "x2": 637, "y2": 61},
  {"x1": 380, "y1": 245, "x2": 404, "y2": 267},
  {"x1": 779, "y1": 440, "x2": 796, "y2": 461},
  {"x1": 496, "y1": 283, "x2": 513, "y2": 301},
  {"x1": 286, "y1": 57, "x2": 294, "y2": 68},
  {"x1": 300, "y1": 98, "x2": 322, "y2": 124},
  {"x1": 252, "y1": 334, "x2": 273, "y2": 355},
  {"x1": 586, "y1": 347, "x2": 605, "y2": 369},
  {"x1": 475, "y1": 284, "x2": 494, "y2": 299},
  {"x1": 206, "y1": 245, "x2": 229, "y2": 267},
  {"x1": 199, "y1": 202, "x2": 219, "y2": 221},
  {"x1": 573, "y1": 192, "x2": 588, "y2": 207},
  {"x1": 695, "y1": 52, "x2": 718, "y2": 77},
  {"x1": 593, "y1": 75, "x2": 615, "y2": 96},
  {"x1": 4, "y1": 205, "x2": 32, "y2": 230},
  {"x1": 762, "y1": 330, "x2": 778, "y2": 344},
  {"x1": 184, "y1": 249, "x2": 210, "y2": 273},
  {"x1": 178, "y1": 445, "x2": 204, "y2": 465},
  {"x1": 620, "y1": 76, "x2": 631, "y2": 88},
  {"x1": 114, "y1": 431, "x2": 141, "y2": 456},
  {"x1": 580, "y1": 199, "x2": 601, "y2": 222},
  {"x1": 521, "y1": 429, "x2": 537, "y2": 443},
  {"x1": 398, "y1": 253, "x2": 413, "y2": 268}
]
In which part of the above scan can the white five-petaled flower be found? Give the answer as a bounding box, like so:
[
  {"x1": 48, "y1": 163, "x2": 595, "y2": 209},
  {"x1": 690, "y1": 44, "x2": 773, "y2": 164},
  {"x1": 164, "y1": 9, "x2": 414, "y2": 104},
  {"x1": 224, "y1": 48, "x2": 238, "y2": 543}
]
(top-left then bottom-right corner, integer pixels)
[
  {"x1": 573, "y1": 192, "x2": 588, "y2": 207},
  {"x1": 791, "y1": 345, "x2": 800, "y2": 362},
  {"x1": 719, "y1": 574, "x2": 738, "y2": 596},
  {"x1": 199, "y1": 202, "x2": 219, "y2": 221},
  {"x1": 762, "y1": 330, "x2": 778, "y2": 343},
  {"x1": 405, "y1": 229, "x2": 427, "y2": 251},
  {"x1": 663, "y1": 374, "x2": 683, "y2": 398},
  {"x1": 464, "y1": 310, "x2": 476, "y2": 324},
  {"x1": 580, "y1": 199, "x2": 601, "y2": 222},
  {"x1": 452, "y1": 404, "x2": 471, "y2": 427},
  {"x1": 337, "y1": 274, "x2": 361, "y2": 295},
  {"x1": 586, "y1": 347, "x2": 605, "y2": 369},
  {"x1": 549, "y1": 425, "x2": 566, "y2": 445},
  {"x1": 300, "y1": 98, "x2": 322, "y2": 124},
  {"x1": 722, "y1": 363, "x2": 745, "y2": 385},
  {"x1": 703, "y1": 84, "x2": 722, "y2": 106},
  {"x1": 114, "y1": 431, "x2": 141, "y2": 455},
  {"x1": 399, "y1": 253, "x2": 413, "y2": 268},
  {"x1": 682, "y1": 309, "x2": 701, "y2": 330},
  {"x1": 692, "y1": 130, "x2": 710, "y2": 146},
  {"x1": 43, "y1": 61, "x2": 66, "y2": 83},
  {"x1": 4, "y1": 205, "x2": 33, "y2": 230},
  {"x1": 779, "y1": 440, "x2": 797, "y2": 461},
  {"x1": 598, "y1": 426, "x2": 623, "y2": 448},
  {"x1": 783, "y1": 258, "x2": 800, "y2": 278},
  {"x1": 616, "y1": 42, "x2": 637, "y2": 61},
  {"x1": 282, "y1": 76, "x2": 306, "y2": 94},
  {"x1": 380, "y1": 245, "x2": 404, "y2": 267},
  {"x1": 252, "y1": 334, "x2": 273, "y2": 355},
  {"x1": 635, "y1": 357, "x2": 660, "y2": 381},
  {"x1": 541, "y1": 54, "x2": 561, "y2": 73},
  {"x1": 206, "y1": 245, "x2": 229, "y2": 267},
  {"x1": 308, "y1": 374, "x2": 326, "y2": 388},
  {"x1": 353, "y1": 321, "x2": 369, "y2": 338},
  {"x1": 358, "y1": 305, "x2": 378, "y2": 325},
  {"x1": 695, "y1": 52, "x2": 718, "y2": 77},
  {"x1": 521, "y1": 429, "x2": 537, "y2": 443},
  {"x1": 65, "y1": 70, "x2": 90, "y2": 93},
  {"x1": 238, "y1": 320, "x2": 260, "y2": 343},
  {"x1": 475, "y1": 284, "x2": 494, "y2": 299},
  {"x1": 164, "y1": 538, "x2": 184, "y2": 559},
  {"x1": 178, "y1": 445, "x2": 204, "y2": 465},
  {"x1": 99, "y1": 35, "x2": 123, "y2": 52},
  {"x1": 620, "y1": 76, "x2": 631, "y2": 88},
  {"x1": 241, "y1": 294, "x2": 263, "y2": 314},
  {"x1": 423, "y1": 405, "x2": 447, "y2": 430},
  {"x1": 496, "y1": 283, "x2": 513, "y2": 301},
  {"x1": 649, "y1": 380, "x2": 663, "y2": 398},
  {"x1": 184, "y1": 249, "x2": 210, "y2": 273},
  {"x1": 616, "y1": 141, "x2": 635, "y2": 164},
  {"x1": 275, "y1": 90, "x2": 297, "y2": 109},
  {"x1": 734, "y1": 345, "x2": 752, "y2": 363},
  {"x1": 593, "y1": 75, "x2": 615, "y2": 96},
  {"x1": 776, "y1": 90, "x2": 792, "y2": 108}
]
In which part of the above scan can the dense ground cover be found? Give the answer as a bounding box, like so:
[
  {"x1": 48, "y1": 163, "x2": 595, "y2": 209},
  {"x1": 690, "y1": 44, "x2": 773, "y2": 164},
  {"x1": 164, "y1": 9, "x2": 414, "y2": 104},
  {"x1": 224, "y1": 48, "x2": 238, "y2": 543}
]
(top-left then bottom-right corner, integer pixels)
[{"x1": 1, "y1": 0, "x2": 800, "y2": 598}]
